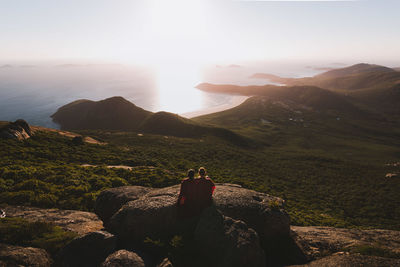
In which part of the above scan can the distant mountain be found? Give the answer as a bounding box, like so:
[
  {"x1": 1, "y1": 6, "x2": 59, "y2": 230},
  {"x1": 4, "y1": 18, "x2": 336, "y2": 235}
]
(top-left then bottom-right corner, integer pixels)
[
  {"x1": 52, "y1": 97, "x2": 152, "y2": 131},
  {"x1": 314, "y1": 63, "x2": 395, "y2": 79},
  {"x1": 249, "y1": 63, "x2": 400, "y2": 91},
  {"x1": 246, "y1": 63, "x2": 400, "y2": 116},
  {"x1": 52, "y1": 97, "x2": 248, "y2": 144}
]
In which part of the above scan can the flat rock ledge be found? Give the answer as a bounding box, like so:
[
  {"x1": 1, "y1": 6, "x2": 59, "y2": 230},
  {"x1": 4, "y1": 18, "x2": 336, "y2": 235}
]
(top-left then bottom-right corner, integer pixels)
[
  {"x1": 0, "y1": 243, "x2": 52, "y2": 267},
  {"x1": 292, "y1": 226, "x2": 400, "y2": 260},
  {"x1": 2, "y1": 204, "x2": 102, "y2": 236}
]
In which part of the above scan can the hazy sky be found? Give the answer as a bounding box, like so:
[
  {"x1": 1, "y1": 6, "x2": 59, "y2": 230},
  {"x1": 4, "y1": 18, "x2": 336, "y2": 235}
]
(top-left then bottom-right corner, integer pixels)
[{"x1": 1, "y1": 0, "x2": 399, "y2": 65}]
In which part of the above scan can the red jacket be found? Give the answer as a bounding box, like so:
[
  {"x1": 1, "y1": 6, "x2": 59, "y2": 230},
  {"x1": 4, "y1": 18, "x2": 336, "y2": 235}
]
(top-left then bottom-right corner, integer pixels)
[{"x1": 177, "y1": 176, "x2": 215, "y2": 218}]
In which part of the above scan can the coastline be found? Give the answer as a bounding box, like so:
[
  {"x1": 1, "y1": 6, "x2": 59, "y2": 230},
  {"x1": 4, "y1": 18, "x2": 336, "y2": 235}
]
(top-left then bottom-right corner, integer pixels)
[{"x1": 180, "y1": 95, "x2": 249, "y2": 118}]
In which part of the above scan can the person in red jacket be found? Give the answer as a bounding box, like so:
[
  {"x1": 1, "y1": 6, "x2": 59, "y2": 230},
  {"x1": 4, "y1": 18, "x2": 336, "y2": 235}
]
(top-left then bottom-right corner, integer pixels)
[
  {"x1": 177, "y1": 167, "x2": 216, "y2": 218},
  {"x1": 194, "y1": 167, "x2": 215, "y2": 212},
  {"x1": 177, "y1": 169, "x2": 197, "y2": 218}
]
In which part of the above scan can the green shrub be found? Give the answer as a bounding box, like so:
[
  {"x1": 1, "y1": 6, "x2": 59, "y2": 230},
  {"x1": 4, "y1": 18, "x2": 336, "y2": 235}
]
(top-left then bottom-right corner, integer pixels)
[
  {"x1": 0, "y1": 217, "x2": 77, "y2": 255},
  {"x1": 348, "y1": 245, "x2": 400, "y2": 259}
]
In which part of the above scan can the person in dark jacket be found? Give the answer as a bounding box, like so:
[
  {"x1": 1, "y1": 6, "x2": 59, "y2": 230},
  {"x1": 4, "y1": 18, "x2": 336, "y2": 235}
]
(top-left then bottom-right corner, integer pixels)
[
  {"x1": 177, "y1": 169, "x2": 197, "y2": 218},
  {"x1": 177, "y1": 167, "x2": 216, "y2": 218},
  {"x1": 194, "y1": 167, "x2": 215, "y2": 212}
]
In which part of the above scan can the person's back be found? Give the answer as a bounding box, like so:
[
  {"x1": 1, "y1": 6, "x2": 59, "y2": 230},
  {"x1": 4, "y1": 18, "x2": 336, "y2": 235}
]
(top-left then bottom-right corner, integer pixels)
[
  {"x1": 194, "y1": 167, "x2": 215, "y2": 212},
  {"x1": 177, "y1": 169, "x2": 197, "y2": 218}
]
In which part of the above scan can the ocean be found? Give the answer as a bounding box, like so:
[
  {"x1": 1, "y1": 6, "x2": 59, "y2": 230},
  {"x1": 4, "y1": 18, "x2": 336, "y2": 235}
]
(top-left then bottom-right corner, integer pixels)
[{"x1": 0, "y1": 61, "x2": 335, "y2": 128}]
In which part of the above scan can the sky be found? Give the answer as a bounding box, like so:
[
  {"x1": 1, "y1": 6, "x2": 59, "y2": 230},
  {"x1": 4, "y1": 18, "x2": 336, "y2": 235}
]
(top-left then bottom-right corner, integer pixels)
[{"x1": 0, "y1": 0, "x2": 399, "y2": 66}]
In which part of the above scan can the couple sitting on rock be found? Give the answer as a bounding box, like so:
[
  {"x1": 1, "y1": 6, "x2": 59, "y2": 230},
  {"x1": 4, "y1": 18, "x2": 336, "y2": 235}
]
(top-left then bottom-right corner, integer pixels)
[{"x1": 177, "y1": 167, "x2": 215, "y2": 219}]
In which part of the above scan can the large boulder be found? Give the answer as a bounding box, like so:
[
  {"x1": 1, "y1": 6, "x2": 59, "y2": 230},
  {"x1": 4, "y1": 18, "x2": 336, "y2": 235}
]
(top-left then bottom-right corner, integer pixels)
[
  {"x1": 105, "y1": 184, "x2": 289, "y2": 244},
  {"x1": 94, "y1": 186, "x2": 154, "y2": 224},
  {"x1": 213, "y1": 183, "x2": 290, "y2": 238},
  {"x1": 0, "y1": 243, "x2": 52, "y2": 267},
  {"x1": 107, "y1": 186, "x2": 179, "y2": 244},
  {"x1": 101, "y1": 250, "x2": 145, "y2": 267},
  {"x1": 193, "y1": 207, "x2": 265, "y2": 267},
  {"x1": 56, "y1": 230, "x2": 116, "y2": 267}
]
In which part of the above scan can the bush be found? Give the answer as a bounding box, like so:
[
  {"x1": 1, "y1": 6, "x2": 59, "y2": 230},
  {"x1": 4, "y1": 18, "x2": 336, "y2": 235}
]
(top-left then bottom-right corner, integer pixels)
[{"x1": 0, "y1": 217, "x2": 77, "y2": 255}]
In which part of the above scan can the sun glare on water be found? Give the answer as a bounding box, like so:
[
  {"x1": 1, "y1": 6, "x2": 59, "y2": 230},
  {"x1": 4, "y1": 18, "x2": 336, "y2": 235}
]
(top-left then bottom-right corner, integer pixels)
[
  {"x1": 142, "y1": 0, "x2": 209, "y2": 114},
  {"x1": 155, "y1": 64, "x2": 204, "y2": 114}
]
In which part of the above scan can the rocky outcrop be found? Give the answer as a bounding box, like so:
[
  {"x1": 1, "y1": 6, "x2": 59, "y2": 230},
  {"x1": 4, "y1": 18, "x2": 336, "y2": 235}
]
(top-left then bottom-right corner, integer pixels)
[
  {"x1": 212, "y1": 183, "x2": 290, "y2": 238},
  {"x1": 2, "y1": 205, "x2": 102, "y2": 236},
  {"x1": 292, "y1": 226, "x2": 400, "y2": 260},
  {"x1": 56, "y1": 231, "x2": 116, "y2": 267},
  {"x1": 106, "y1": 186, "x2": 179, "y2": 243},
  {"x1": 292, "y1": 253, "x2": 400, "y2": 267},
  {"x1": 101, "y1": 250, "x2": 145, "y2": 267},
  {"x1": 0, "y1": 243, "x2": 52, "y2": 267},
  {"x1": 94, "y1": 186, "x2": 153, "y2": 224},
  {"x1": 105, "y1": 184, "x2": 289, "y2": 244},
  {"x1": 0, "y1": 119, "x2": 32, "y2": 140},
  {"x1": 97, "y1": 184, "x2": 289, "y2": 266},
  {"x1": 193, "y1": 207, "x2": 265, "y2": 267}
]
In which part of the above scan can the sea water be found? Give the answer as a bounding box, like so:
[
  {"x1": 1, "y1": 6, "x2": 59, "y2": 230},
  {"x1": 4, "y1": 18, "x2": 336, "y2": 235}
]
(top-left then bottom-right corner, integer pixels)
[{"x1": 0, "y1": 61, "x2": 338, "y2": 128}]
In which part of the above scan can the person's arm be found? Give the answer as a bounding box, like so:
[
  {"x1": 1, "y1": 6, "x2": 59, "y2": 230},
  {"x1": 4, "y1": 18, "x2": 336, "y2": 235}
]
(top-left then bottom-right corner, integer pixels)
[
  {"x1": 209, "y1": 178, "x2": 216, "y2": 195},
  {"x1": 177, "y1": 181, "x2": 186, "y2": 205}
]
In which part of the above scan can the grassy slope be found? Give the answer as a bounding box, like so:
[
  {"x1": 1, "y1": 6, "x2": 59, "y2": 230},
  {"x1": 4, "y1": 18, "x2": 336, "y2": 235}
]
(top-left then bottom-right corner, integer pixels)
[{"x1": 1, "y1": 125, "x2": 400, "y2": 230}]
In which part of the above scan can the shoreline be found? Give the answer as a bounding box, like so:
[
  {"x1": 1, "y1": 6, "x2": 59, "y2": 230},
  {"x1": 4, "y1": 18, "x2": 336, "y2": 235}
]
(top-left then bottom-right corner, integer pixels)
[{"x1": 180, "y1": 95, "x2": 249, "y2": 118}]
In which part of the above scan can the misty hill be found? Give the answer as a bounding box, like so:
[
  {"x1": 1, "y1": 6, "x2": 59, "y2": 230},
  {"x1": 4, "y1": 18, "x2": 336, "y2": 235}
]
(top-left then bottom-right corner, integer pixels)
[
  {"x1": 251, "y1": 63, "x2": 400, "y2": 90},
  {"x1": 315, "y1": 63, "x2": 395, "y2": 79},
  {"x1": 237, "y1": 63, "x2": 400, "y2": 116},
  {"x1": 249, "y1": 63, "x2": 400, "y2": 92},
  {"x1": 52, "y1": 96, "x2": 247, "y2": 144}
]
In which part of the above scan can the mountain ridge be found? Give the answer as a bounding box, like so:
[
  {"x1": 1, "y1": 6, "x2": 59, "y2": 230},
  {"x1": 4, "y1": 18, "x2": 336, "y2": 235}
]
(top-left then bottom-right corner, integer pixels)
[{"x1": 51, "y1": 96, "x2": 249, "y2": 145}]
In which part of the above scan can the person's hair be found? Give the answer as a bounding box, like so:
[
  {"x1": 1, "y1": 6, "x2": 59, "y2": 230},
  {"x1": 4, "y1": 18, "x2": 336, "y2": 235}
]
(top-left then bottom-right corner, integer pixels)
[
  {"x1": 187, "y1": 169, "x2": 195, "y2": 179},
  {"x1": 198, "y1": 167, "x2": 206, "y2": 176}
]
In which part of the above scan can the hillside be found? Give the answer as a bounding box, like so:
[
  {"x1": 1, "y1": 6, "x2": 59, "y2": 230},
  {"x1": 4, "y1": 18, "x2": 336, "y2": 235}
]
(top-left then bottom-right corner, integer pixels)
[
  {"x1": 314, "y1": 63, "x2": 395, "y2": 79},
  {"x1": 51, "y1": 96, "x2": 152, "y2": 131},
  {"x1": 51, "y1": 96, "x2": 247, "y2": 144},
  {"x1": 227, "y1": 63, "x2": 400, "y2": 116},
  {"x1": 197, "y1": 84, "x2": 360, "y2": 113},
  {"x1": 249, "y1": 63, "x2": 400, "y2": 92}
]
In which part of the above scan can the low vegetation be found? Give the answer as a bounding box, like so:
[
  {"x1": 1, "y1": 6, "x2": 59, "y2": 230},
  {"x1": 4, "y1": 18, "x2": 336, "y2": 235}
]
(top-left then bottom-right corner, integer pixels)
[
  {"x1": 346, "y1": 245, "x2": 400, "y2": 259},
  {"x1": 1, "y1": 129, "x2": 399, "y2": 230},
  {"x1": 0, "y1": 217, "x2": 77, "y2": 255}
]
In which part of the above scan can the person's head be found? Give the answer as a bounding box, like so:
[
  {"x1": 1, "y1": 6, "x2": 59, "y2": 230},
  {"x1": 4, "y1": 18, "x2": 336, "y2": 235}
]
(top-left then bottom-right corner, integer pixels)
[
  {"x1": 198, "y1": 167, "x2": 206, "y2": 177},
  {"x1": 187, "y1": 169, "x2": 195, "y2": 179}
]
